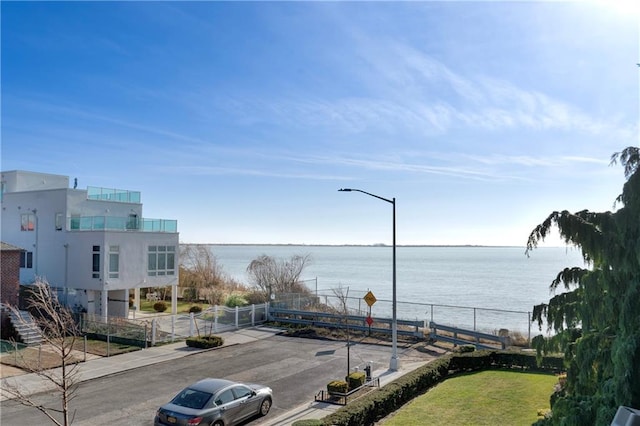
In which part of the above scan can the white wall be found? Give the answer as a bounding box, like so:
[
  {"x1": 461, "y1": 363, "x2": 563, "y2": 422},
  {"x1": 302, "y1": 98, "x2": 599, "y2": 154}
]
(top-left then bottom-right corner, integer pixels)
[
  {"x1": 2, "y1": 170, "x2": 69, "y2": 192},
  {"x1": 1, "y1": 170, "x2": 179, "y2": 318}
]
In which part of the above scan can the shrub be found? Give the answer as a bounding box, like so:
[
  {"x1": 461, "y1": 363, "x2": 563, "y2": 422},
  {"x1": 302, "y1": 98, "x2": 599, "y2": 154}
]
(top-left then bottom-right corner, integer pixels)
[
  {"x1": 243, "y1": 290, "x2": 268, "y2": 305},
  {"x1": 327, "y1": 380, "x2": 348, "y2": 394},
  {"x1": 454, "y1": 344, "x2": 476, "y2": 353},
  {"x1": 189, "y1": 305, "x2": 203, "y2": 313},
  {"x1": 185, "y1": 335, "x2": 224, "y2": 349},
  {"x1": 182, "y1": 287, "x2": 198, "y2": 302},
  {"x1": 153, "y1": 301, "x2": 167, "y2": 312},
  {"x1": 225, "y1": 294, "x2": 248, "y2": 308},
  {"x1": 292, "y1": 420, "x2": 323, "y2": 426},
  {"x1": 346, "y1": 372, "x2": 366, "y2": 390}
]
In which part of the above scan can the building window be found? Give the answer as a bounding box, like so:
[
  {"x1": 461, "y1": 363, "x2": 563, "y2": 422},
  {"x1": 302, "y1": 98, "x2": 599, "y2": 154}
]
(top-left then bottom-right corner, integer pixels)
[
  {"x1": 109, "y1": 246, "x2": 119, "y2": 279},
  {"x1": 148, "y1": 245, "x2": 175, "y2": 276},
  {"x1": 92, "y1": 245, "x2": 100, "y2": 278},
  {"x1": 21, "y1": 213, "x2": 35, "y2": 231},
  {"x1": 55, "y1": 212, "x2": 64, "y2": 231},
  {"x1": 20, "y1": 251, "x2": 33, "y2": 269}
]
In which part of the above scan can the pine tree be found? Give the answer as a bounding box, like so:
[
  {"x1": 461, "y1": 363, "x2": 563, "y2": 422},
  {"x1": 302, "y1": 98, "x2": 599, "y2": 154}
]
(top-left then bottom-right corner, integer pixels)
[{"x1": 526, "y1": 146, "x2": 640, "y2": 425}]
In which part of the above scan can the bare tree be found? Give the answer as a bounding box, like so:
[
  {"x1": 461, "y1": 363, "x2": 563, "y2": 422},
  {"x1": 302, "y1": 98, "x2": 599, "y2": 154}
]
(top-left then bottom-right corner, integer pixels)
[
  {"x1": 332, "y1": 284, "x2": 352, "y2": 378},
  {"x1": 246, "y1": 254, "x2": 311, "y2": 299},
  {"x1": 3, "y1": 278, "x2": 81, "y2": 426},
  {"x1": 179, "y1": 244, "x2": 229, "y2": 302}
]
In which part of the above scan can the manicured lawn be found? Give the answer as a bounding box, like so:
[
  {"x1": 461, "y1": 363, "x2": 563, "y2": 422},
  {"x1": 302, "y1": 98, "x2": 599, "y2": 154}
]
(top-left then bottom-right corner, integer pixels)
[
  {"x1": 381, "y1": 370, "x2": 556, "y2": 425},
  {"x1": 138, "y1": 299, "x2": 209, "y2": 313}
]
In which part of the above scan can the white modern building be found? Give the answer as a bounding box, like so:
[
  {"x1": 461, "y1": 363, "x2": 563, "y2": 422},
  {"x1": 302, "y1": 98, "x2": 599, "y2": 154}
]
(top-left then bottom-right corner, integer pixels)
[{"x1": 1, "y1": 170, "x2": 179, "y2": 319}]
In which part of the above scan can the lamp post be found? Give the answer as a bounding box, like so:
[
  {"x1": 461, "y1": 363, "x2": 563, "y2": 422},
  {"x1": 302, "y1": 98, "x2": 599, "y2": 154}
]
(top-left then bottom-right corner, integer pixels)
[{"x1": 338, "y1": 188, "x2": 399, "y2": 371}]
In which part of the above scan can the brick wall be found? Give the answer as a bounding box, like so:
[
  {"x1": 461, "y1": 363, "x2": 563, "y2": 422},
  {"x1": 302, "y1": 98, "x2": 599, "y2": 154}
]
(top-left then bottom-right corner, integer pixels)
[{"x1": 1, "y1": 251, "x2": 21, "y2": 306}]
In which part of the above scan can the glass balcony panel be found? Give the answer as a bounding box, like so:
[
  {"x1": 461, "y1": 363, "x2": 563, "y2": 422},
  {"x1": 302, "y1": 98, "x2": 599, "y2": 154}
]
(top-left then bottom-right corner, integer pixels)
[
  {"x1": 87, "y1": 186, "x2": 141, "y2": 203},
  {"x1": 67, "y1": 216, "x2": 176, "y2": 232},
  {"x1": 93, "y1": 216, "x2": 105, "y2": 230},
  {"x1": 79, "y1": 217, "x2": 93, "y2": 230},
  {"x1": 106, "y1": 216, "x2": 127, "y2": 230}
]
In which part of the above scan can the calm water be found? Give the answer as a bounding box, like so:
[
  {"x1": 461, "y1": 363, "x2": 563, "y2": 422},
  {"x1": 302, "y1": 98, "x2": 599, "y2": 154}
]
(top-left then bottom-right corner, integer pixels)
[{"x1": 207, "y1": 245, "x2": 585, "y2": 330}]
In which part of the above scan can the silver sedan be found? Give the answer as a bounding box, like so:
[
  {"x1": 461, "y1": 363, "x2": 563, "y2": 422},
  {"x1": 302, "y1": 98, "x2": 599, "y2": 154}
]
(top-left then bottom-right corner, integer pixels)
[{"x1": 154, "y1": 378, "x2": 273, "y2": 426}]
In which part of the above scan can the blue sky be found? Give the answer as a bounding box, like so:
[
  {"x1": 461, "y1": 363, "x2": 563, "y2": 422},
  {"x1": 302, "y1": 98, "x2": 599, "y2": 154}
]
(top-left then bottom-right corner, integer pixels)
[{"x1": 2, "y1": 1, "x2": 638, "y2": 246}]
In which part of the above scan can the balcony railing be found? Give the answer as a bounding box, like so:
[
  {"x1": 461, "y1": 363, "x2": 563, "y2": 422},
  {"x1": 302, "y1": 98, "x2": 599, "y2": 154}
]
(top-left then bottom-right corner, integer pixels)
[
  {"x1": 69, "y1": 216, "x2": 177, "y2": 233},
  {"x1": 87, "y1": 186, "x2": 141, "y2": 203}
]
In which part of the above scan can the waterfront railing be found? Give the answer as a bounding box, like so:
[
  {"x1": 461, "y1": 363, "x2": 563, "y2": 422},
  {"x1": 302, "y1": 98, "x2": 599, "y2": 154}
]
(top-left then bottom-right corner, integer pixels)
[{"x1": 273, "y1": 292, "x2": 535, "y2": 344}]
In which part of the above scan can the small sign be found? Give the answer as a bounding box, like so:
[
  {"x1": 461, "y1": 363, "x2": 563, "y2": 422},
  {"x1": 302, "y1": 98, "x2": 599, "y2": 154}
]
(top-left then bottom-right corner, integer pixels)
[
  {"x1": 366, "y1": 315, "x2": 374, "y2": 326},
  {"x1": 364, "y1": 291, "x2": 377, "y2": 307}
]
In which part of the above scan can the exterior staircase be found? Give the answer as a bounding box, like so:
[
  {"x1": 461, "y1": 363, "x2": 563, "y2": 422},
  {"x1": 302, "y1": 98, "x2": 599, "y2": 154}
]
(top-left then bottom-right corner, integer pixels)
[{"x1": 1, "y1": 305, "x2": 44, "y2": 346}]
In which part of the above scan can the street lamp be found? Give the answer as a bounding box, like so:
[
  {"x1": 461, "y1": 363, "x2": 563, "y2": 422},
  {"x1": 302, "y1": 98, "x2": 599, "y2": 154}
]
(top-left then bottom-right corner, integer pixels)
[{"x1": 338, "y1": 188, "x2": 399, "y2": 371}]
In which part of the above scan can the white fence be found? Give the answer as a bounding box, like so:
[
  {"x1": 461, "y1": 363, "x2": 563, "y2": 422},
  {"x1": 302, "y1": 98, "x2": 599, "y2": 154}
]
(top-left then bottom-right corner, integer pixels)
[{"x1": 84, "y1": 303, "x2": 269, "y2": 347}]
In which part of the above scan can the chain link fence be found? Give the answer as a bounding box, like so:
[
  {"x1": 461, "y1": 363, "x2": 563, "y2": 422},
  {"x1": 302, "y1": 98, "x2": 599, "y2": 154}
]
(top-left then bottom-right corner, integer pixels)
[{"x1": 273, "y1": 292, "x2": 534, "y2": 344}]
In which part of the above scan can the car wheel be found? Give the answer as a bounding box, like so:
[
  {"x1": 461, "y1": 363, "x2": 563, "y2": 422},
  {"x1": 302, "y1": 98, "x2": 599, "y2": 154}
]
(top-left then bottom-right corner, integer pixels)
[
  {"x1": 212, "y1": 421, "x2": 223, "y2": 426},
  {"x1": 259, "y1": 397, "x2": 272, "y2": 416}
]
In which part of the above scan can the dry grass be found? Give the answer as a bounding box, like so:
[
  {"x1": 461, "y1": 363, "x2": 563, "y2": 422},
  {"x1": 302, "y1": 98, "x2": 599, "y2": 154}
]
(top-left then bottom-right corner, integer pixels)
[
  {"x1": 0, "y1": 338, "x2": 141, "y2": 372},
  {"x1": 0, "y1": 345, "x2": 82, "y2": 371},
  {"x1": 71, "y1": 338, "x2": 141, "y2": 357}
]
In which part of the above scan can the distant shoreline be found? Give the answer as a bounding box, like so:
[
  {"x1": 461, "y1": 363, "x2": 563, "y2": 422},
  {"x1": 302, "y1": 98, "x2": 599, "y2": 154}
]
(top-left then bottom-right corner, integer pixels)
[{"x1": 182, "y1": 243, "x2": 530, "y2": 248}]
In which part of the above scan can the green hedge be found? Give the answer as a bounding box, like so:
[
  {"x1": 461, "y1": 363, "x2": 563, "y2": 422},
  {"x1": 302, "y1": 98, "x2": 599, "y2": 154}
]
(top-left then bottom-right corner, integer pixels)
[
  {"x1": 292, "y1": 420, "x2": 323, "y2": 426},
  {"x1": 347, "y1": 372, "x2": 366, "y2": 390},
  {"x1": 322, "y1": 350, "x2": 564, "y2": 426},
  {"x1": 185, "y1": 335, "x2": 224, "y2": 349},
  {"x1": 328, "y1": 380, "x2": 348, "y2": 393}
]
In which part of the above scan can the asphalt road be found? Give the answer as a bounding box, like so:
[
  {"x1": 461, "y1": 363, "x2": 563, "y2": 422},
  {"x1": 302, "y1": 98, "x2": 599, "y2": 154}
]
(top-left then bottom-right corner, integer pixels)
[{"x1": 0, "y1": 334, "x2": 428, "y2": 425}]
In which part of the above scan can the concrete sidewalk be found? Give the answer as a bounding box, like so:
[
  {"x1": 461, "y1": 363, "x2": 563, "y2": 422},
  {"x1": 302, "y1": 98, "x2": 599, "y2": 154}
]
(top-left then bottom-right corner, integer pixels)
[{"x1": 0, "y1": 326, "x2": 430, "y2": 425}]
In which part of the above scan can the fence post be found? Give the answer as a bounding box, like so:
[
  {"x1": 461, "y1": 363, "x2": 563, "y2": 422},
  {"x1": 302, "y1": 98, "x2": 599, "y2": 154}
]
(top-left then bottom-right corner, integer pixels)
[
  {"x1": 473, "y1": 308, "x2": 477, "y2": 331},
  {"x1": 151, "y1": 319, "x2": 157, "y2": 346},
  {"x1": 235, "y1": 306, "x2": 239, "y2": 329},
  {"x1": 189, "y1": 312, "x2": 194, "y2": 337},
  {"x1": 251, "y1": 304, "x2": 255, "y2": 326},
  {"x1": 171, "y1": 315, "x2": 175, "y2": 342}
]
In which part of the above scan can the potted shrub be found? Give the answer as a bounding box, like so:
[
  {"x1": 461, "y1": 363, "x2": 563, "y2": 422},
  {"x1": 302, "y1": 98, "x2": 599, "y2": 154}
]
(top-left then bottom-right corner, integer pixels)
[
  {"x1": 327, "y1": 380, "x2": 348, "y2": 395},
  {"x1": 346, "y1": 371, "x2": 366, "y2": 390}
]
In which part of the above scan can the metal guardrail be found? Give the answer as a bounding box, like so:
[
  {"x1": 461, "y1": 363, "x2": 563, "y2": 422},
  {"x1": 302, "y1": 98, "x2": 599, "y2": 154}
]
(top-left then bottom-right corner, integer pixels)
[
  {"x1": 269, "y1": 308, "x2": 424, "y2": 337},
  {"x1": 429, "y1": 321, "x2": 507, "y2": 350}
]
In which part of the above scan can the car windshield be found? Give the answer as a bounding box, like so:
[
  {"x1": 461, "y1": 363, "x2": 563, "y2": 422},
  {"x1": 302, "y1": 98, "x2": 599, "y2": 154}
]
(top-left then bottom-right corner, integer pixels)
[{"x1": 170, "y1": 388, "x2": 212, "y2": 409}]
